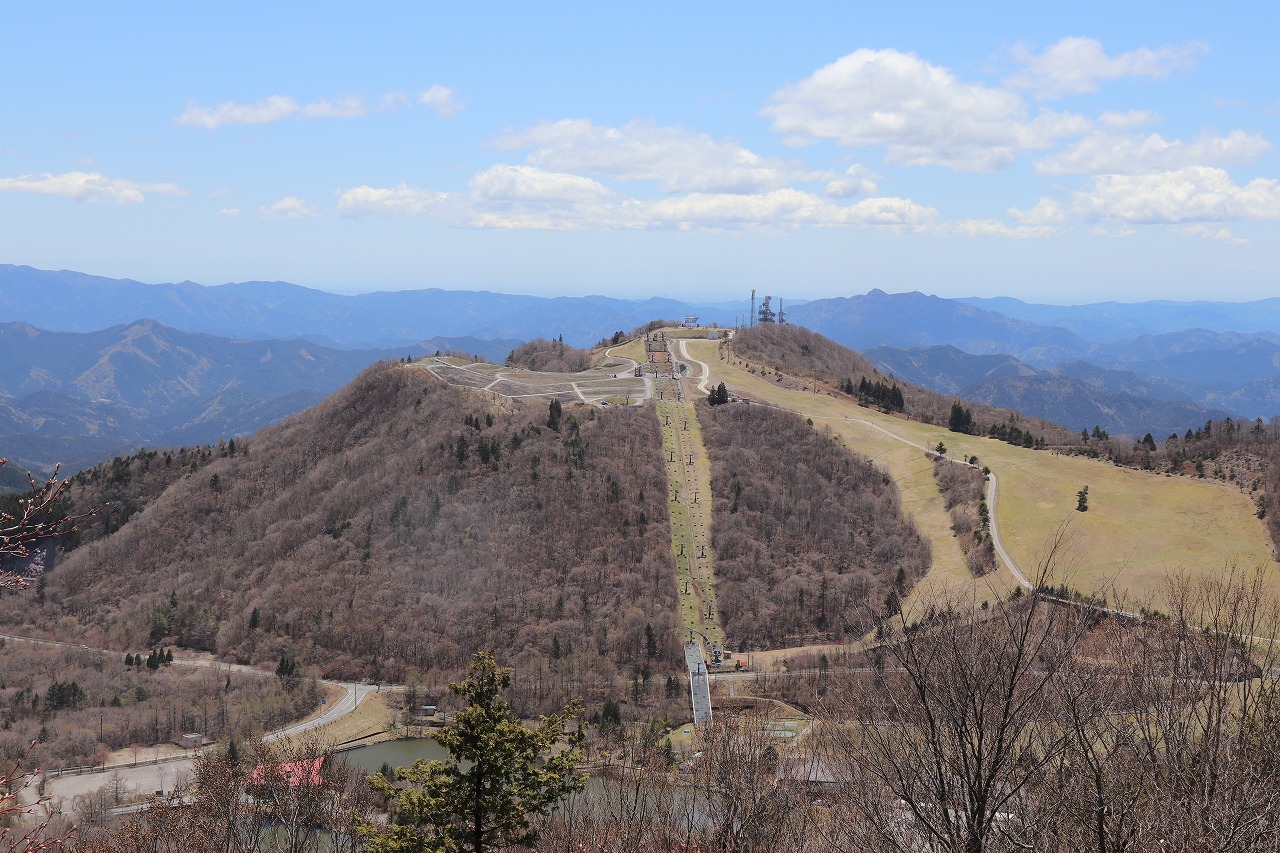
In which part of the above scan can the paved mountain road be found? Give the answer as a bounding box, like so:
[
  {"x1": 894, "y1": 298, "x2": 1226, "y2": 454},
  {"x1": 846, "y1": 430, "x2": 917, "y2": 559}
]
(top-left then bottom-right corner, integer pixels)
[{"x1": 0, "y1": 631, "x2": 397, "y2": 808}]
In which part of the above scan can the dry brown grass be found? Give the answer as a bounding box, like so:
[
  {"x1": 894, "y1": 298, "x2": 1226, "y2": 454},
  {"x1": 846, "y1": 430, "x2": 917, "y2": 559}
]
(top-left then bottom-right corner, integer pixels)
[{"x1": 683, "y1": 338, "x2": 1278, "y2": 612}]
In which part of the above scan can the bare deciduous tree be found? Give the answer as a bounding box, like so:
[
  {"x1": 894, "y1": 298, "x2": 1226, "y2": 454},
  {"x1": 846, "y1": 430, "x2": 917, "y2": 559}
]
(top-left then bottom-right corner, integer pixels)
[
  {"x1": 824, "y1": 534, "x2": 1092, "y2": 853},
  {"x1": 0, "y1": 742, "x2": 76, "y2": 852},
  {"x1": 0, "y1": 459, "x2": 95, "y2": 593}
]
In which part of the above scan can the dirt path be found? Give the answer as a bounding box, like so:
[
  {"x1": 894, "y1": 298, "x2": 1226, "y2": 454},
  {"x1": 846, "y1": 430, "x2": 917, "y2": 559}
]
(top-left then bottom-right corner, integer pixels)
[
  {"x1": 654, "y1": 373, "x2": 723, "y2": 657},
  {"x1": 419, "y1": 350, "x2": 650, "y2": 405},
  {"x1": 677, "y1": 339, "x2": 714, "y2": 395}
]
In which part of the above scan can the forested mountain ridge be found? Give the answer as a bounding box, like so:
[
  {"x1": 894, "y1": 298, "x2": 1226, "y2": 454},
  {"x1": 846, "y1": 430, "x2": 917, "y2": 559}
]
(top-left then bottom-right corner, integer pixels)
[
  {"x1": 2, "y1": 362, "x2": 677, "y2": 714},
  {"x1": 699, "y1": 400, "x2": 929, "y2": 647},
  {"x1": 3, "y1": 328, "x2": 944, "y2": 709}
]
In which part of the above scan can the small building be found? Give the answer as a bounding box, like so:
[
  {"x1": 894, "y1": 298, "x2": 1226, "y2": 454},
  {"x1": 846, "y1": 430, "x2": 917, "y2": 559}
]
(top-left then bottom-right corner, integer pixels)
[
  {"x1": 249, "y1": 756, "x2": 325, "y2": 789},
  {"x1": 776, "y1": 755, "x2": 843, "y2": 796},
  {"x1": 682, "y1": 315, "x2": 700, "y2": 328},
  {"x1": 177, "y1": 733, "x2": 203, "y2": 749}
]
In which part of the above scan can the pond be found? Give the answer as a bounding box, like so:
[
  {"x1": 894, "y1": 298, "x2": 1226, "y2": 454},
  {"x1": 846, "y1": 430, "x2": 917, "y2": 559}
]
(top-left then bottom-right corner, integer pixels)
[
  {"x1": 339, "y1": 738, "x2": 616, "y2": 805},
  {"x1": 339, "y1": 738, "x2": 450, "y2": 773}
]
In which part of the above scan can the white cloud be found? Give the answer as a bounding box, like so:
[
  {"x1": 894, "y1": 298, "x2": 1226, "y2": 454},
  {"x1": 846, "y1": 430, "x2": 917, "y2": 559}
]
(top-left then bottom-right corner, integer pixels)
[
  {"x1": 216, "y1": 207, "x2": 241, "y2": 217},
  {"x1": 1088, "y1": 225, "x2": 1137, "y2": 237},
  {"x1": 459, "y1": 165, "x2": 624, "y2": 230},
  {"x1": 336, "y1": 184, "x2": 448, "y2": 217},
  {"x1": 178, "y1": 90, "x2": 424, "y2": 128},
  {"x1": 493, "y1": 119, "x2": 799, "y2": 194},
  {"x1": 1175, "y1": 223, "x2": 1249, "y2": 244},
  {"x1": 1010, "y1": 197, "x2": 1068, "y2": 225},
  {"x1": 419, "y1": 85, "x2": 463, "y2": 118},
  {"x1": 1097, "y1": 110, "x2": 1160, "y2": 129},
  {"x1": 641, "y1": 188, "x2": 935, "y2": 230},
  {"x1": 832, "y1": 195, "x2": 938, "y2": 228},
  {"x1": 468, "y1": 164, "x2": 615, "y2": 204},
  {"x1": 1007, "y1": 37, "x2": 1207, "y2": 99},
  {"x1": 259, "y1": 196, "x2": 316, "y2": 219},
  {"x1": 939, "y1": 219, "x2": 1056, "y2": 239},
  {"x1": 824, "y1": 164, "x2": 879, "y2": 198},
  {"x1": 0, "y1": 171, "x2": 181, "y2": 203},
  {"x1": 1075, "y1": 166, "x2": 1280, "y2": 223},
  {"x1": 301, "y1": 96, "x2": 369, "y2": 119},
  {"x1": 761, "y1": 48, "x2": 1086, "y2": 171},
  {"x1": 336, "y1": 166, "x2": 936, "y2": 233},
  {"x1": 1037, "y1": 129, "x2": 1271, "y2": 175},
  {"x1": 178, "y1": 95, "x2": 303, "y2": 128}
]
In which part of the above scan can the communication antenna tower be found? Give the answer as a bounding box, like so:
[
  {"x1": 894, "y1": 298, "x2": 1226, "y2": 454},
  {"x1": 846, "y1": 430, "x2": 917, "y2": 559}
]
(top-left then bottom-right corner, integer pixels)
[{"x1": 749, "y1": 289, "x2": 756, "y2": 327}]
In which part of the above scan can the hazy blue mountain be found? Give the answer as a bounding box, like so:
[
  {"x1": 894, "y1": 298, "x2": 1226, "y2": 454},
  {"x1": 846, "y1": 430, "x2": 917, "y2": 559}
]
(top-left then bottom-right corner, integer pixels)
[
  {"x1": 1102, "y1": 335, "x2": 1280, "y2": 389},
  {"x1": 783, "y1": 290, "x2": 1280, "y2": 421},
  {"x1": 1206, "y1": 376, "x2": 1280, "y2": 422},
  {"x1": 865, "y1": 345, "x2": 1036, "y2": 396},
  {"x1": 785, "y1": 290, "x2": 1093, "y2": 367},
  {"x1": 959, "y1": 296, "x2": 1280, "y2": 341},
  {"x1": 7, "y1": 263, "x2": 1280, "y2": 449},
  {"x1": 865, "y1": 344, "x2": 1233, "y2": 436},
  {"x1": 0, "y1": 319, "x2": 429, "y2": 474},
  {"x1": 0, "y1": 264, "x2": 739, "y2": 348},
  {"x1": 418, "y1": 336, "x2": 525, "y2": 363},
  {"x1": 1049, "y1": 361, "x2": 1204, "y2": 404},
  {"x1": 1098, "y1": 329, "x2": 1280, "y2": 362},
  {"x1": 962, "y1": 374, "x2": 1234, "y2": 439}
]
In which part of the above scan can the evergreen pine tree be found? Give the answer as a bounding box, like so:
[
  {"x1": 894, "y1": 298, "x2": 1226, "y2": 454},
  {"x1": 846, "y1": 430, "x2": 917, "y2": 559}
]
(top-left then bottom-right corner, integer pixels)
[
  {"x1": 645, "y1": 623, "x2": 659, "y2": 660},
  {"x1": 360, "y1": 651, "x2": 584, "y2": 852}
]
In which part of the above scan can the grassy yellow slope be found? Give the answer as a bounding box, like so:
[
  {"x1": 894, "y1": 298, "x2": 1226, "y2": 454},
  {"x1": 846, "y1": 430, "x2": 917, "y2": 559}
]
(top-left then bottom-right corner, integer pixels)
[{"x1": 685, "y1": 338, "x2": 1278, "y2": 613}]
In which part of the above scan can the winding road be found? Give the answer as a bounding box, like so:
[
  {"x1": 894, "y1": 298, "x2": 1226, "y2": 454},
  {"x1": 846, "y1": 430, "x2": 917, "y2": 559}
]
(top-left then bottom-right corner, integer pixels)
[
  {"x1": 13, "y1": 331, "x2": 1041, "y2": 813},
  {"x1": 677, "y1": 339, "x2": 714, "y2": 395},
  {"x1": 803, "y1": 412, "x2": 1031, "y2": 589},
  {"x1": 604, "y1": 343, "x2": 652, "y2": 403},
  {"x1": 0, "y1": 630, "x2": 397, "y2": 808},
  {"x1": 670, "y1": 338, "x2": 1033, "y2": 591}
]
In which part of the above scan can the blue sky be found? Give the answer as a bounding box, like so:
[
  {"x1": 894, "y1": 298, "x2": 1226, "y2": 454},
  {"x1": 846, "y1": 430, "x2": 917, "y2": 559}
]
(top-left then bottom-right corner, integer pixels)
[{"x1": 2, "y1": 2, "x2": 1278, "y2": 304}]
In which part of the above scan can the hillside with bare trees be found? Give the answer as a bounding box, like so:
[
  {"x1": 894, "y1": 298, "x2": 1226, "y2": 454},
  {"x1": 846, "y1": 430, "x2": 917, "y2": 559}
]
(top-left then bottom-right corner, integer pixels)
[
  {"x1": 698, "y1": 400, "x2": 929, "y2": 647},
  {"x1": 505, "y1": 338, "x2": 595, "y2": 373},
  {"x1": 0, "y1": 363, "x2": 676, "y2": 714}
]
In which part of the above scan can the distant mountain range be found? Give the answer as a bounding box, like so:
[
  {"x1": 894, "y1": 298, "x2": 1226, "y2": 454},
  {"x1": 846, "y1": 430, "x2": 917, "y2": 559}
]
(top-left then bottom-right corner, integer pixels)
[
  {"x1": 0, "y1": 319, "x2": 510, "y2": 474},
  {"x1": 866, "y1": 346, "x2": 1235, "y2": 438},
  {"x1": 0, "y1": 264, "x2": 741, "y2": 349},
  {"x1": 5, "y1": 263, "x2": 1280, "y2": 455},
  {"x1": 958, "y1": 295, "x2": 1280, "y2": 342},
  {"x1": 788, "y1": 291, "x2": 1280, "y2": 435}
]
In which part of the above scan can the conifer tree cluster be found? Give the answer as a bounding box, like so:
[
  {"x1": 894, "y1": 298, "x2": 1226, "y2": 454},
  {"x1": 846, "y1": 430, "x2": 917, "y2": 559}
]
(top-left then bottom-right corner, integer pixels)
[
  {"x1": 988, "y1": 420, "x2": 1046, "y2": 449},
  {"x1": 843, "y1": 377, "x2": 905, "y2": 412},
  {"x1": 43, "y1": 680, "x2": 86, "y2": 712},
  {"x1": 124, "y1": 648, "x2": 174, "y2": 671},
  {"x1": 948, "y1": 401, "x2": 976, "y2": 434}
]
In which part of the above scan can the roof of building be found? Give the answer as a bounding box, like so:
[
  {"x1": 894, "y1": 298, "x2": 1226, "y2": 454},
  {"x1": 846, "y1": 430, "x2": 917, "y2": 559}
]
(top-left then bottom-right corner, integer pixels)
[{"x1": 248, "y1": 756, "x2": 325, "y2": 788}]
